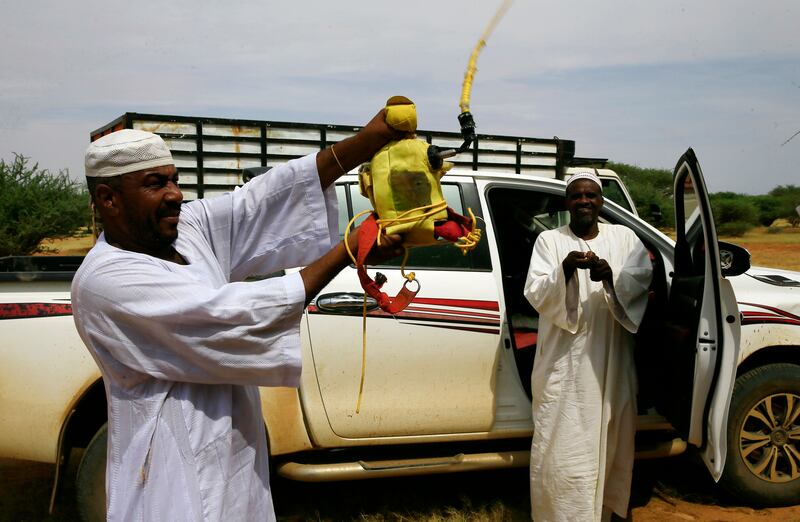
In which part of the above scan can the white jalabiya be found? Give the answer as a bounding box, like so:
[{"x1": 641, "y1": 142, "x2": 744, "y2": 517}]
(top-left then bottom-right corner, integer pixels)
[
  {"x1": 523, "y1": 223, "x2": 653, "y2": 522},
  {"x1": 72, "y1": 154, "x2": 338, "y2": 522}
]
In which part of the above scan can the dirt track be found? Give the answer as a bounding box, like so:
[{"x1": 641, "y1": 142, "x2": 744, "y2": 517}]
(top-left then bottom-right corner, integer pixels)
[{"x1": 3, "y1": 451, "x2": 799, "y2": 521}]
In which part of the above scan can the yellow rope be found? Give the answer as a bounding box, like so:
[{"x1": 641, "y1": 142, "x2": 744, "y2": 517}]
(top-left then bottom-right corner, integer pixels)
[
  {"x1": 374, "y1": 201, "x2": 448, "y2": 245},
  {"x1": 355, "y1": 292, "x2": 368, "y2": 413},
  {"x1": 455, "y1": 212, "x2": 482, "y2": 255},
  {"x1": 459, "y1": 0, "x2": 514, "y2": 114}
]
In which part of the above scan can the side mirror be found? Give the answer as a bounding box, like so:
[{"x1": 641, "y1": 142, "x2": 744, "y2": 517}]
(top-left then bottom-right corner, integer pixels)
[{"x1": 718, "y1": 241, "x2": 751, "y2": 277}]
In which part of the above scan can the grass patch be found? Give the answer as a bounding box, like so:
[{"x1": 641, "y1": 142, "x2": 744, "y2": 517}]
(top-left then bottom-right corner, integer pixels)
[
  {"x1": 35, "y1": 232, "x2": 95, "y2": 256},
  {"x1": 719, "y1": 226, "x2": 800, "y2": 271}
]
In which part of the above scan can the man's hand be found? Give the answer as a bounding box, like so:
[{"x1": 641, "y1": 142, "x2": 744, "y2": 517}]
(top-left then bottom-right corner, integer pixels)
[
  {"x1": 562, "y1": 251, "x2": 612, "y2": 282},
  {"x1": 362, "y1": 107, "x2": 412, "y2": 145},
  {"x1": 563, "y1": 250, "x2": 592, "y2": 279},
  {"x1": 300, "y1": 230, "x2": 402, "y2": 307},
  {"x1": 367, "y1": 233, "x2": 404, "y2": 265},
  {"x1": 346, "y1": 225, "x2": 404, "y2": 266},
  {"x1": 589, "y1": 258, "x2": 613, "y2": 282},
  {"x1": 564, "y1": 251, "x2": 595, "y2": 270},
  {"x1": 316, "y1": 102, "x2": 415, "y2": 189},
  {"x1": 582, "y1": 251, "x2": 613, "y2": 282}
]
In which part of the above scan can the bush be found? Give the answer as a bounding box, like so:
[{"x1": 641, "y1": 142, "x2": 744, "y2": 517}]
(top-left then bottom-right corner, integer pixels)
[
  {"x1": 753, "y1": 195, "x2": 781, "y2": 227},
  {"x1": 0, "y1": 154, "x2": 91, "y2": 256},
  {"x1": 768, "y1": 185, "x2": 800, "y2": 227},
  {"x1": 608, "y1": 161, "x2": 674, "y2": 228},
  {"x1": 709, "y1": 194, "x2": 759, "y2": 235},
  {"x1": 717, "y1": 221, "x2": 752, "y2": 237}
]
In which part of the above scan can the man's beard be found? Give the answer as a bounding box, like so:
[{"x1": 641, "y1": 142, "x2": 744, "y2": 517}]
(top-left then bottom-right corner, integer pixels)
[
  {"x1": 571, "y1": 212, "x2": 596, "y2": 228},
  {"x1": 127, "y1": 215, "x2": 178, "y2": 250}
]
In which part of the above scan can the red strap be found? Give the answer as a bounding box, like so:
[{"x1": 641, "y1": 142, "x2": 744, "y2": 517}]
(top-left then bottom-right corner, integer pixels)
[
  {"x1": 433, "y1": 207, "x2": 474, "y2": 242},
  {"x1": 355, "y1": 214, "x2": 419, "y2": 314},
  {"x1": 356, "y1": 213, "x2": 379, "y2": 267}
]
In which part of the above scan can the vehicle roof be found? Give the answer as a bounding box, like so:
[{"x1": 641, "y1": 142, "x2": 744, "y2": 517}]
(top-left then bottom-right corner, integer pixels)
[{"x1": 442, "y1": 168, "x2": 572, "y2": 187}]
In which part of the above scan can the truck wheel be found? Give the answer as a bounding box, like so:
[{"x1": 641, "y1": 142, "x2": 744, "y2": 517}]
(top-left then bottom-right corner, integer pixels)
[
  {"x1": 76, "y1": 423, "x2": 107, "y2": 522},
  {"x1": 719, "y1": 363, "x2": 800, "y2": 506}
]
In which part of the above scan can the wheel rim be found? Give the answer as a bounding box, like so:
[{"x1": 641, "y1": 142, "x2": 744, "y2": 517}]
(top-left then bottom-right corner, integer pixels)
[{"x1": 739, "y1": 392, "x2": 800, "y2": 483}]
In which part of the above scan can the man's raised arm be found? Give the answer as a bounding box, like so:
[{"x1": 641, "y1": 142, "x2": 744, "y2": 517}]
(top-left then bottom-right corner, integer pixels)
[{"x1": 316, "y1": 108, "x2": 408, "y2": 189}]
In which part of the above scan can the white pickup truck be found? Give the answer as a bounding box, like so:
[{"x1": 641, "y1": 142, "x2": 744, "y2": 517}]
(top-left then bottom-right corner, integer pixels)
[{"x1": 1, "y1": 115, "x2": 798, "y2": 520}]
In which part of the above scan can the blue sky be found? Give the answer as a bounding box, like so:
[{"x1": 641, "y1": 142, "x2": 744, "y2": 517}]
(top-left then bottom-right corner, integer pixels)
[{"x1": 1, "y1": 0, "x2": 798, "y2": 194}]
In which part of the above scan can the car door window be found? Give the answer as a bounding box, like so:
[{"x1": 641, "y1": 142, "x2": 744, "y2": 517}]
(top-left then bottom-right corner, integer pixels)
[{"x1": 334, "y1": 183, "x2": 349, "y2": 234}]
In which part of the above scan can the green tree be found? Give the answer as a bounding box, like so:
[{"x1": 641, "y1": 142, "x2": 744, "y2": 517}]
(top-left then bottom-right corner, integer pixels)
[
  {"x1": 767, "y1": 185, "x2": 800, "y2": 227},
  {"x1": 607, "y1": 161, "x2": 674, "y2": 227},
  {"x1": 0, "y1": 154, "x2": 91, "y2": 256},
  {"x1": 709, "y1": 192, "x2": 759, "y2": 236},
  {"x1": 752, "y1": 194, "x2": 782, "y2": 227}
]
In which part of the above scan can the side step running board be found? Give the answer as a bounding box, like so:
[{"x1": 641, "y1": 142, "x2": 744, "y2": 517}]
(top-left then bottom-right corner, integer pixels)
[
  {"x1": 278, "y1": 451, "x2": 530, "y2": 482},
  {"x1": 277, "y1": 436, "x2": 688, "y2": 482}
]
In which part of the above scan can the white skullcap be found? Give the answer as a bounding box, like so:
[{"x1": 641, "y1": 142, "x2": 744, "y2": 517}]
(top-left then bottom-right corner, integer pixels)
[
  {"x1": 85, "y1": 129, "x2": 173, "y2": 178},
  {"x1": 566, "y1": 171, "x2": 603, "y2": 193}
]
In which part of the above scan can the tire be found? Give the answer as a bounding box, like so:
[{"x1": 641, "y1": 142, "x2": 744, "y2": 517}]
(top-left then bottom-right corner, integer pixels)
[
  {"x1": 76, "y1": 423, "x2": 107, "y2": 522},
  {"x1": 719, "y1": 363, "x2": 800, "y2": 507}
]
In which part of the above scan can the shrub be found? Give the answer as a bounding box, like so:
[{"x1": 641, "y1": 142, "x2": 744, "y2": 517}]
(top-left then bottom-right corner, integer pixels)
[
  {"x1": 0, "y1": 154, "x2": 91, "y2": 256},
  {"x1": 768, "y1": 185, "x2": 800, "y2": 227},
  {"x1": 709, "y1": 194, "x2": 759, "y2": 234},
  {"x1": 608, "y1": 161, "x2": 674, "y2": 228},
  {"x1": 717, "y1": 221, "x2": 752, "y2": 237},
  {"x1": 753, "y1": 195, "x2": 780, "y2": 227}
]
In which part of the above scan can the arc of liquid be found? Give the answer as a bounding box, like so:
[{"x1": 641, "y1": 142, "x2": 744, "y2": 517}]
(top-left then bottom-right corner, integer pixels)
[{"x1": 459, "y1": 0, "x2": 514, "y2": 114}]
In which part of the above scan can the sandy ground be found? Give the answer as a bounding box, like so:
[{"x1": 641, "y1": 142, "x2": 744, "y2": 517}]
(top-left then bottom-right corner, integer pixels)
[{"x1": 2, "y1": 452, "x2": 799, "y2": 521}]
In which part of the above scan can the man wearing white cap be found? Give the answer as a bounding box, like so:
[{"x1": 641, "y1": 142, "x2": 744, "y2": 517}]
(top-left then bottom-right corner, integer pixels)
[
  {"x1": 71, "y1": 108, "x2": 405, "y2": 521},
  {"x1": 523, "y1": 172, "x2": 653, "y2": 521}
]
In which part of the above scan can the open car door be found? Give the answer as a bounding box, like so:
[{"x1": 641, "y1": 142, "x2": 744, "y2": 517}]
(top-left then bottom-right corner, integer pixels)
[{"x1": 655, "y1": 148, "x2": 742, "y2": 479}]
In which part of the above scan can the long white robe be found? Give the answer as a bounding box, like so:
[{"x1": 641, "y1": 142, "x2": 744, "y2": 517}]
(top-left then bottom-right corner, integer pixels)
[
  {"x1": 523, "y1": 223, "x2": 653, "y2": 522},
  {"x1": 71, "y1": 153, "x2": 338, "y2": 522}
]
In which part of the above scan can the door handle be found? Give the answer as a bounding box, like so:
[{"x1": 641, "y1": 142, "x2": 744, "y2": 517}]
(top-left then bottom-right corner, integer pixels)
[{"x1": 315, "y1": 292, "x2": 379, "y2": 314}]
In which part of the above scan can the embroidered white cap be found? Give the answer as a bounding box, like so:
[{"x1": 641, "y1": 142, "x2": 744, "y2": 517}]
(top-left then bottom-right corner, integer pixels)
[
  {"x1": 566, "y1": 171, "x2": 603, "y2": 193},
  {"x1": 85, "y1": 129, "x2": 174, "y2": 178}
]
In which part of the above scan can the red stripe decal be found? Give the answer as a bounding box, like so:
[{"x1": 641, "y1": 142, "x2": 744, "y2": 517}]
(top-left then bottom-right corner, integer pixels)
[
  {"x1": 411, "y1": 297, "x2": 500, "y2": 311},
  {"x1": 742, "y1": 317, "x2": 800, "y2": 326},
  {"x1": 402, "y1": 322, "x2": 500, "y2": 335},
  {"x1": 306, "y1": 304, "x2": 500, "y2": 327},
  {"x1": 306, "y1": 298, "x2": 502, "y2": 328},
  {"x1": 742, "y1": 312, "x2": 780, "y2": 319},
  {"x1": 0, "y1": 303, "x2": 73, "y2": 320},
  {"x1": 393, "y1": 310, "x2": 499, "y2": 326},
  {"x1": 404, "y1": 305, "x2": 499, "y2": 319},
  {"x1": 739, "y1": 302, "x2": 800, "y2": 321}
]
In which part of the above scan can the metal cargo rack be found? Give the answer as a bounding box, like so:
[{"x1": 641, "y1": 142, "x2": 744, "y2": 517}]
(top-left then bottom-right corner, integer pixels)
[{"x1": 91, "y1": 112, "x2": 596, "y2": 200}]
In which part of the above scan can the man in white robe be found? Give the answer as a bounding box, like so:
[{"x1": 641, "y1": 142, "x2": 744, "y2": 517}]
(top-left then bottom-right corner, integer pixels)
[
  {"x1": 71, "y1": 110, "x2": 405, "y2": 521},
  {"x1": 523, "y1": 172, "x2": 653, "y2": 521}
]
